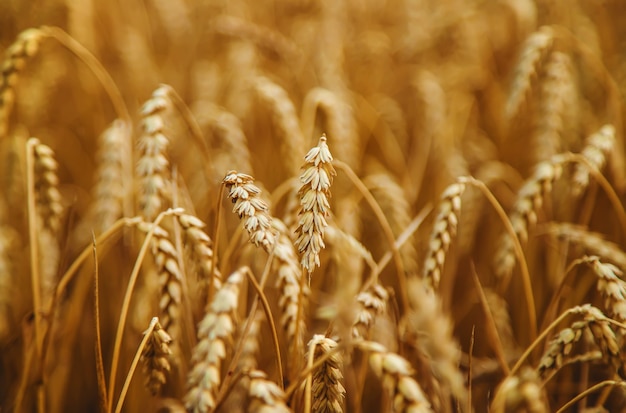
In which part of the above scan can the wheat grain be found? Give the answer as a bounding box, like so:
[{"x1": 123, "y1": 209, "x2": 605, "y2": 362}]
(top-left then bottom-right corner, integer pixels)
[
  {"x1": 137, "y1": 86, "x2": 173, "y2": 221},
  {"x1": 140, "y1": 317, "x2": 173, "y2": 396},
  {"x1": 572, "y1": 124, "x2": 615, "y2": 196},
  {"x1": 185, "y1": 267, "x2": 246, "y2": 413},
  {"x1": 295, "y1": 135, "x2": 336, "y2": 275},
  {"x1": 0, "y1": 28, "x2": 44, "y2": 138},
  {"x1": 423, "y1": 182, "x2": 465, "y2": 289}
]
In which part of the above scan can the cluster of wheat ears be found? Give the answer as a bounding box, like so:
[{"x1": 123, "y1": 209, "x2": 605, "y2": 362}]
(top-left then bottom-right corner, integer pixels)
[{"x1": 3, "y1": 1, "x2": 626, "y2": 412}]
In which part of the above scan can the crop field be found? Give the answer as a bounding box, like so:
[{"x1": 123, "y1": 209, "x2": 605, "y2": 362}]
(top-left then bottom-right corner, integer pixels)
[{"x1": 1, "y1": 1, "x2": 626, "y2": 412}]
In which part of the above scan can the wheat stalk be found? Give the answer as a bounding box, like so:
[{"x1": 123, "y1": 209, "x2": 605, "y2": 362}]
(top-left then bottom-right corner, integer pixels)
[
  {"x1": 295, "y1": 135, "x2": 336, "y2": 275},
  {"x1": 185, "y1": 267, "x2": 246, "y2": 413}
]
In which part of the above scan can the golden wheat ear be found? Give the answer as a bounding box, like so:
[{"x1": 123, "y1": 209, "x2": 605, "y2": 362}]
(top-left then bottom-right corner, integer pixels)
[
  {"x1": 294, "y1": 135, "x2": 336, "y2": 276},
  {"x1": 307, "y1": 335, "x2": 345, "y2": 413},
  {"x1": 490, "y1": 367, "x2": 548, "y2": 413},
  {"x1": 140, "y1": 317, "x2": 173, "y2": 396}
]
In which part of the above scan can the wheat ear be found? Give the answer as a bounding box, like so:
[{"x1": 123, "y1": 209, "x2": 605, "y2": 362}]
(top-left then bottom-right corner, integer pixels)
[
  {"x1": 31, "y1": 139, "x2": 63, "y2": 233},
  {"x1": 423, "y1": 182, "x2": 465, "y2": 289},
  {"x1": 0, "y1": 28, "x2": 44, "y2": 137},
  {"x1": 223, "y1": 171, "x2": 276, "y2": 250},
  {"x1": 351, "y1": 283, "x2": 389, "y2": 340},
  {"x1": 405, "y1": 277, "x2": 468, "y2": 408},
  {"x1": 307, "y1": 335, "x2": 345, "y2": 413},
  {"x1": 137, "y1": 86, "x2": 172, "y2": 221},
  {"x1": 137, "y1": 222, "x2": 183, "y2": 342},
  {"x1": 572, "y1": 124, "x2": 615, "y2": 196},
  {"x1": 185, "y1": 267, "x2": 246, "y2": 413},
  {"x1": 538, "y1": 305, "x2": 620, "y2": 379},
  {"x1": 91, "y1": 119, "x2": 128, "y2": 232},
  {"x1": 532, "y1": 51, "x2": 574, "y2": 162},
  {"x1": 359, "y1": 341, "x2": 434, "y2": 413},
  {"x1": 253, "y1": 76, "x2": 306, "y2": 175},
  {"x1": 582, "y1": 256, "x2": 626, "y2": 322},
  {"x1": 295, "y1": 135, "x2": 336, "y2": 275},
  {"x1": 494, "y1": 156, "x2": 564, "y2": 278},
  {"x1": 247, "y1": 370, "x2": 293, "y2": 413},
  {"x1": 506, "y1": 26, "x2": 554, "y2": 119},
  {"x1": 140, "y1": 317, "x2": 173, "y2": 396},
  {"x1": 546, "y1": 222, "x2": 626, "y2": 269},
  {"x1": 491, "y1": 367, "x2": 547, "y2": 413}
]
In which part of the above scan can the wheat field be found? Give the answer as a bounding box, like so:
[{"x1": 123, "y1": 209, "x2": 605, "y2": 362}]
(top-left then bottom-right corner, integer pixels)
[{"x1": 2, "y1": 0, "x2": 626, "y2": 412}]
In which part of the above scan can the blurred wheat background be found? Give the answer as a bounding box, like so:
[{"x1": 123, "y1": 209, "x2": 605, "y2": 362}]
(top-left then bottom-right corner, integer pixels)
[{"x1": 2, "y1": 0, "x2": 626, "y2": 412}]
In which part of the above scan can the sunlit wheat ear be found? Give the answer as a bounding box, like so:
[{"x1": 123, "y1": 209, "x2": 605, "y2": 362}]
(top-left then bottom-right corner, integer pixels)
[
  {"x1": 573, "y1": 124, "x2": 615, "y2": 196},
  {"x1": 506, "y1": 26, "x2": 554, "y2": 120},
  {"x1": 185, "y1": 267, "x2": 246, "y2": 413},
  {"x1": 223, "y1": 171, "x2": 276, "y2": 250},
  {"x1": 0, "y1": 28, "x2": 44, "y2": 138},
  {"x1": 538, "y1": 305, "x2": 620, "y2": 379},
  {"x1": 423, "y1": 182, "x2": 465, "y2": 289},
  {"x1": 247, "y1": 370, "x2": 292, "y2": 413},
  {"x1": 137, "y1": 86, "x2": 172, "y2": 221},
  {"x1": 253, "y1": 76, "x2": 306, "y2": 175},
  {"x1": 494, "y1": 156, "x2": 564, "y2": 279},
  {"x1": 361, "y1": 341, "x2": 434, "y2": 413},
  {"x1": 32, "y1": 139, "x2": 63, "y2": 233},
  {"x1": 308, "y1": 335, "x2": 345, "y2": 413},
  {"x1": 138, "y1": 222, "x2": 183, "y2": 341},
  {"x1": 271, "y1": 219, "x2": 308, "y2": 364},
  {"x1": 92, "y1": 119, "x2": 128, "y2": 232},
  {"x1": 140, "y1": 317, "x2": 173, "y2": 396},
  {"x1": 582, "y1": 256, "x2": 626, "y2": 322},
  {"x1": 351, "y1": 284, "x2": 388, "y2": 340},
  {"x1": 176, "y1": 212, "x2": 222, "y2": 295},
  {"x1": 295, "y1": 135, "x2": 336, "y2": 275},
  {"x1": 546, "y1": 222, "x2": 626, "y2": 269},
  {"x1": 490, "y1": 367, "x2": 547, "y2": 413}
]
